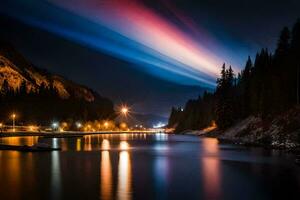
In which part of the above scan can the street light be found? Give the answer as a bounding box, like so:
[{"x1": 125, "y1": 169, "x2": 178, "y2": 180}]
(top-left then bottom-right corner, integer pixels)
[
  {"x1": 121, "y1": 107, "x2": 129, "y2": 116},
  {"x1": 11, "y1": 113, "x2": 16, "y2": 132},
  {"x1": 76, "y1": 122, "x2": 82, "y2": 129},
  {"x1": 52, "y1": 122, "x2": 59, "y2": 131},
  {"x1": 104, "y1": 121, "x2": 109, "y2": 128}
]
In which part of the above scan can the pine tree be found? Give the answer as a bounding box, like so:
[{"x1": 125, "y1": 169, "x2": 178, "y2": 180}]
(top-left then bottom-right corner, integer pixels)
[
  {"x1": 215, "y1": 64, "x2": 236, "y2": 129},
  {"x1": 291, "y1": 19, "x2": 300, "y2": 104},
  {"x1": 275, "y1": 27, "x2": 290, "y2": 58}
]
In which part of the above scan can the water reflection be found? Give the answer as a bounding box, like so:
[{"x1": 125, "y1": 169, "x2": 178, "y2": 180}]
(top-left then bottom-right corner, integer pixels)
[
  {"x1": 0, "y1": 135, "x2": 299, "y2": 200},
  {"x1": 120, "y1": 141, "x2": 129, "y2": 150},
  {"x1": 117, "y1": 141, "x2": 132, "y2": 200},
  {"x1": 201, "y1": 138, "x2": 221, "y2": 200},
  {"x1": 154, "y1": 155, "x2": 169, "y2": 199},
  {"x1": 0, "y1": 136, "x2": 38, "y2": 146},
  {"x1": 102, "y1": 139, "x2": 110, "y2": 150},
  {"x1": 101, "y1": 149, "x2": 112, "y2": 199},
  {"x1": 52, "y1": 138, "x2": 59, "y2": 149},
  {"x1": 155, "y1": 133, "x2": 168, "y2": 141},
  {"x1": 120, "y1": 134, "x2": 128, "y2": 140},
  {"x1": 202, "y1": 138, "x2": 219, "y2": 154},
  {"x1": 76, "y1": 138, "x2": 81, "y2": 151},
  {"x1": 51, "y1": 151, "x2": 61, "y2": 200},
  {"x1": 84, "y1": 136, "x2": 92, "y2": 151},
  {"x1": 8, "y1": 151, "x2": 21, "y2": 199}
]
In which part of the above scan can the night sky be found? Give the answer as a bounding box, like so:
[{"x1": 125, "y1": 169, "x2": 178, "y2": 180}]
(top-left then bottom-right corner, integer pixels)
[{"x1": 1, "y1": 0, "x2": 299, "y2": 116}]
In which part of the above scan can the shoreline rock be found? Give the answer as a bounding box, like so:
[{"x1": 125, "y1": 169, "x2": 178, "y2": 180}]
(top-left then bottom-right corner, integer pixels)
[{"x1": 179, "y1": 107, "x2": 300, "y2": 153}]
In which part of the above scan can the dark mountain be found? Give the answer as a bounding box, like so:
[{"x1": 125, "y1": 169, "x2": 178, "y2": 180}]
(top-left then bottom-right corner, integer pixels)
[{"x1": 0, "y1": 42, "x2": 114, "y2": 125}]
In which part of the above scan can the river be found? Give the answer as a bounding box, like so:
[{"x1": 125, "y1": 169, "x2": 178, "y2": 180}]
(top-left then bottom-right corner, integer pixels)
[{"x1": 0, "y1": 133, "x2": 299, "y2": 200}]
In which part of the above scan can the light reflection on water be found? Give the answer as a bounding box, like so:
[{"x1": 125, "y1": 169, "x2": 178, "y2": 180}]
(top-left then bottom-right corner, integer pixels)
[
  {"x1": 0, "y1": 134, "x2": 299, "y2": 200},
  {"x1": 155, "y1": 133, "x2": 168, "y2": 141},
  {"x1": 0, "y1": 136, "x2": 38, "y2": 146},
  {"x1": 154, "y1": 155, "x2": 169, "y2": 199},
  {"x1": 51, "y1": 151, "x2": 61, "y2": 200},
  {"x1": 102, "y1": 139, "x2": 110, "y2": 151},
  {"x1": 117, "y1": 141, "x2": 132, "y2": 200},
  {"x1": 76, "y1": 138, "x2": 81, "y2": 151},
  {"x1": 201, "y1": 138, "x2": 221, "y2": 200},
  {"x1": 7, "y1": 151, "x2": 21, "y2": 200},
  {"x1": 101, "y1": 150, "x2": 112, "y2": 200},
  {"x1": 84, "y1": 135, "x2": 92, "y2": 151}
]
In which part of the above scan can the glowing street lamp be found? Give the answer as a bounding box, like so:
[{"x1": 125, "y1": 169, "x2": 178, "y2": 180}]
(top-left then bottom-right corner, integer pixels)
[
  {"x1": 104, "y1": 121, "x2": 109, "y2": 128},
  {"x1": 52, "y1": 122, "x2": 59, "y2": 131},
  {"x1": 121, "y1": 107, "x2": 129, "y2": 116},
  {"x1": 76, "y1": 122, "x2": 82, "y2": 129},
  {"x1": 11, "y1": 113, "x2": 16, "y2": 132}
]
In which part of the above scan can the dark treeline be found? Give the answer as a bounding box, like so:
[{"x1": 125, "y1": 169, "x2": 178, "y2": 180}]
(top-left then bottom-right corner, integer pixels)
[
  {"x1": 169, "y1": 19, "x2": 300, "y2": 132},
  {"x1": 0, "y1": 80, "x2": 114, "y2": 126},
  {"x1": 168, "y1": 91, "x2": 215, "y2": 132}
]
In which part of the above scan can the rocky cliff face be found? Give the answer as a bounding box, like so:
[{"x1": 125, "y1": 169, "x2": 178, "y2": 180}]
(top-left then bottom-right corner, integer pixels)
[{"x1": 0, "y1": 42, "x2": 99, "y2": 102}]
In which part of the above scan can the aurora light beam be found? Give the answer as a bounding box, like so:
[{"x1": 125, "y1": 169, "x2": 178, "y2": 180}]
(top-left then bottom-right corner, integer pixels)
[{"x1": 0, "y1": 0, "x2": 239, "y2": 87}]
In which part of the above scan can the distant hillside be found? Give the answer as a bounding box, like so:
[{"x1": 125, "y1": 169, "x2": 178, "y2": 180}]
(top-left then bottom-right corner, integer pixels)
[{"x1": 0, "y1": 42, "x2": 114, "y2": 124}]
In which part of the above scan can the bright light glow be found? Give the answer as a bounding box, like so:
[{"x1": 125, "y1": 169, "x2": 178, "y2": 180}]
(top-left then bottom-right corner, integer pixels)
[
  {"x1": 153, "y1": 122, "x2": 166, "y2": 129},
  {"x1": 104, "y1": 122, "x2": 109, "y2": 127},
  {"x1": 120, "y1": 123, "x2": 127, "y2": 129},
  {"x1": 11, "y1": 113, "x2": 16, "y2": 119},
  {"x1": 76, "y1": 122, "x2": 82, "y2": 128},
  {"x1": 0, "y1": 123, "x2": 3, "y2": 127},
  {"x1": 202, "y1": 121, "x2": 217, "y2": 133},
  {"x1": 52, "y1": 122, "x2": 59, "y2": 128},
  {"x1": 28, "y1": 125, "x2": 38, "y2": 132},
  {"x1": 121, "y1": 107, "x2": 129, "y2": 115},
  {"x1": 119, "y1": 141, "x2": 129, "y2": 150},
  {"x1": 61, "y1": 122, "x2": 68, "y2": 128}
]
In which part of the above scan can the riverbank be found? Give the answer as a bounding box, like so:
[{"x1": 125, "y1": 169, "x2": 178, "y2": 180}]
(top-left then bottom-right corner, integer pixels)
[
  {"x1": 181, "y1": 129, "x2": 300, "y2": 154},
  {"x1": 181, "y1": 110, "x2": 300, "y2": 153}
]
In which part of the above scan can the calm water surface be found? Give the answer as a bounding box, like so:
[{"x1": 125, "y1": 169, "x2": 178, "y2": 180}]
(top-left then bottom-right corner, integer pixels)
[{"x1": 0, "y1": 133, "x2": 299, "y2": 200}]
